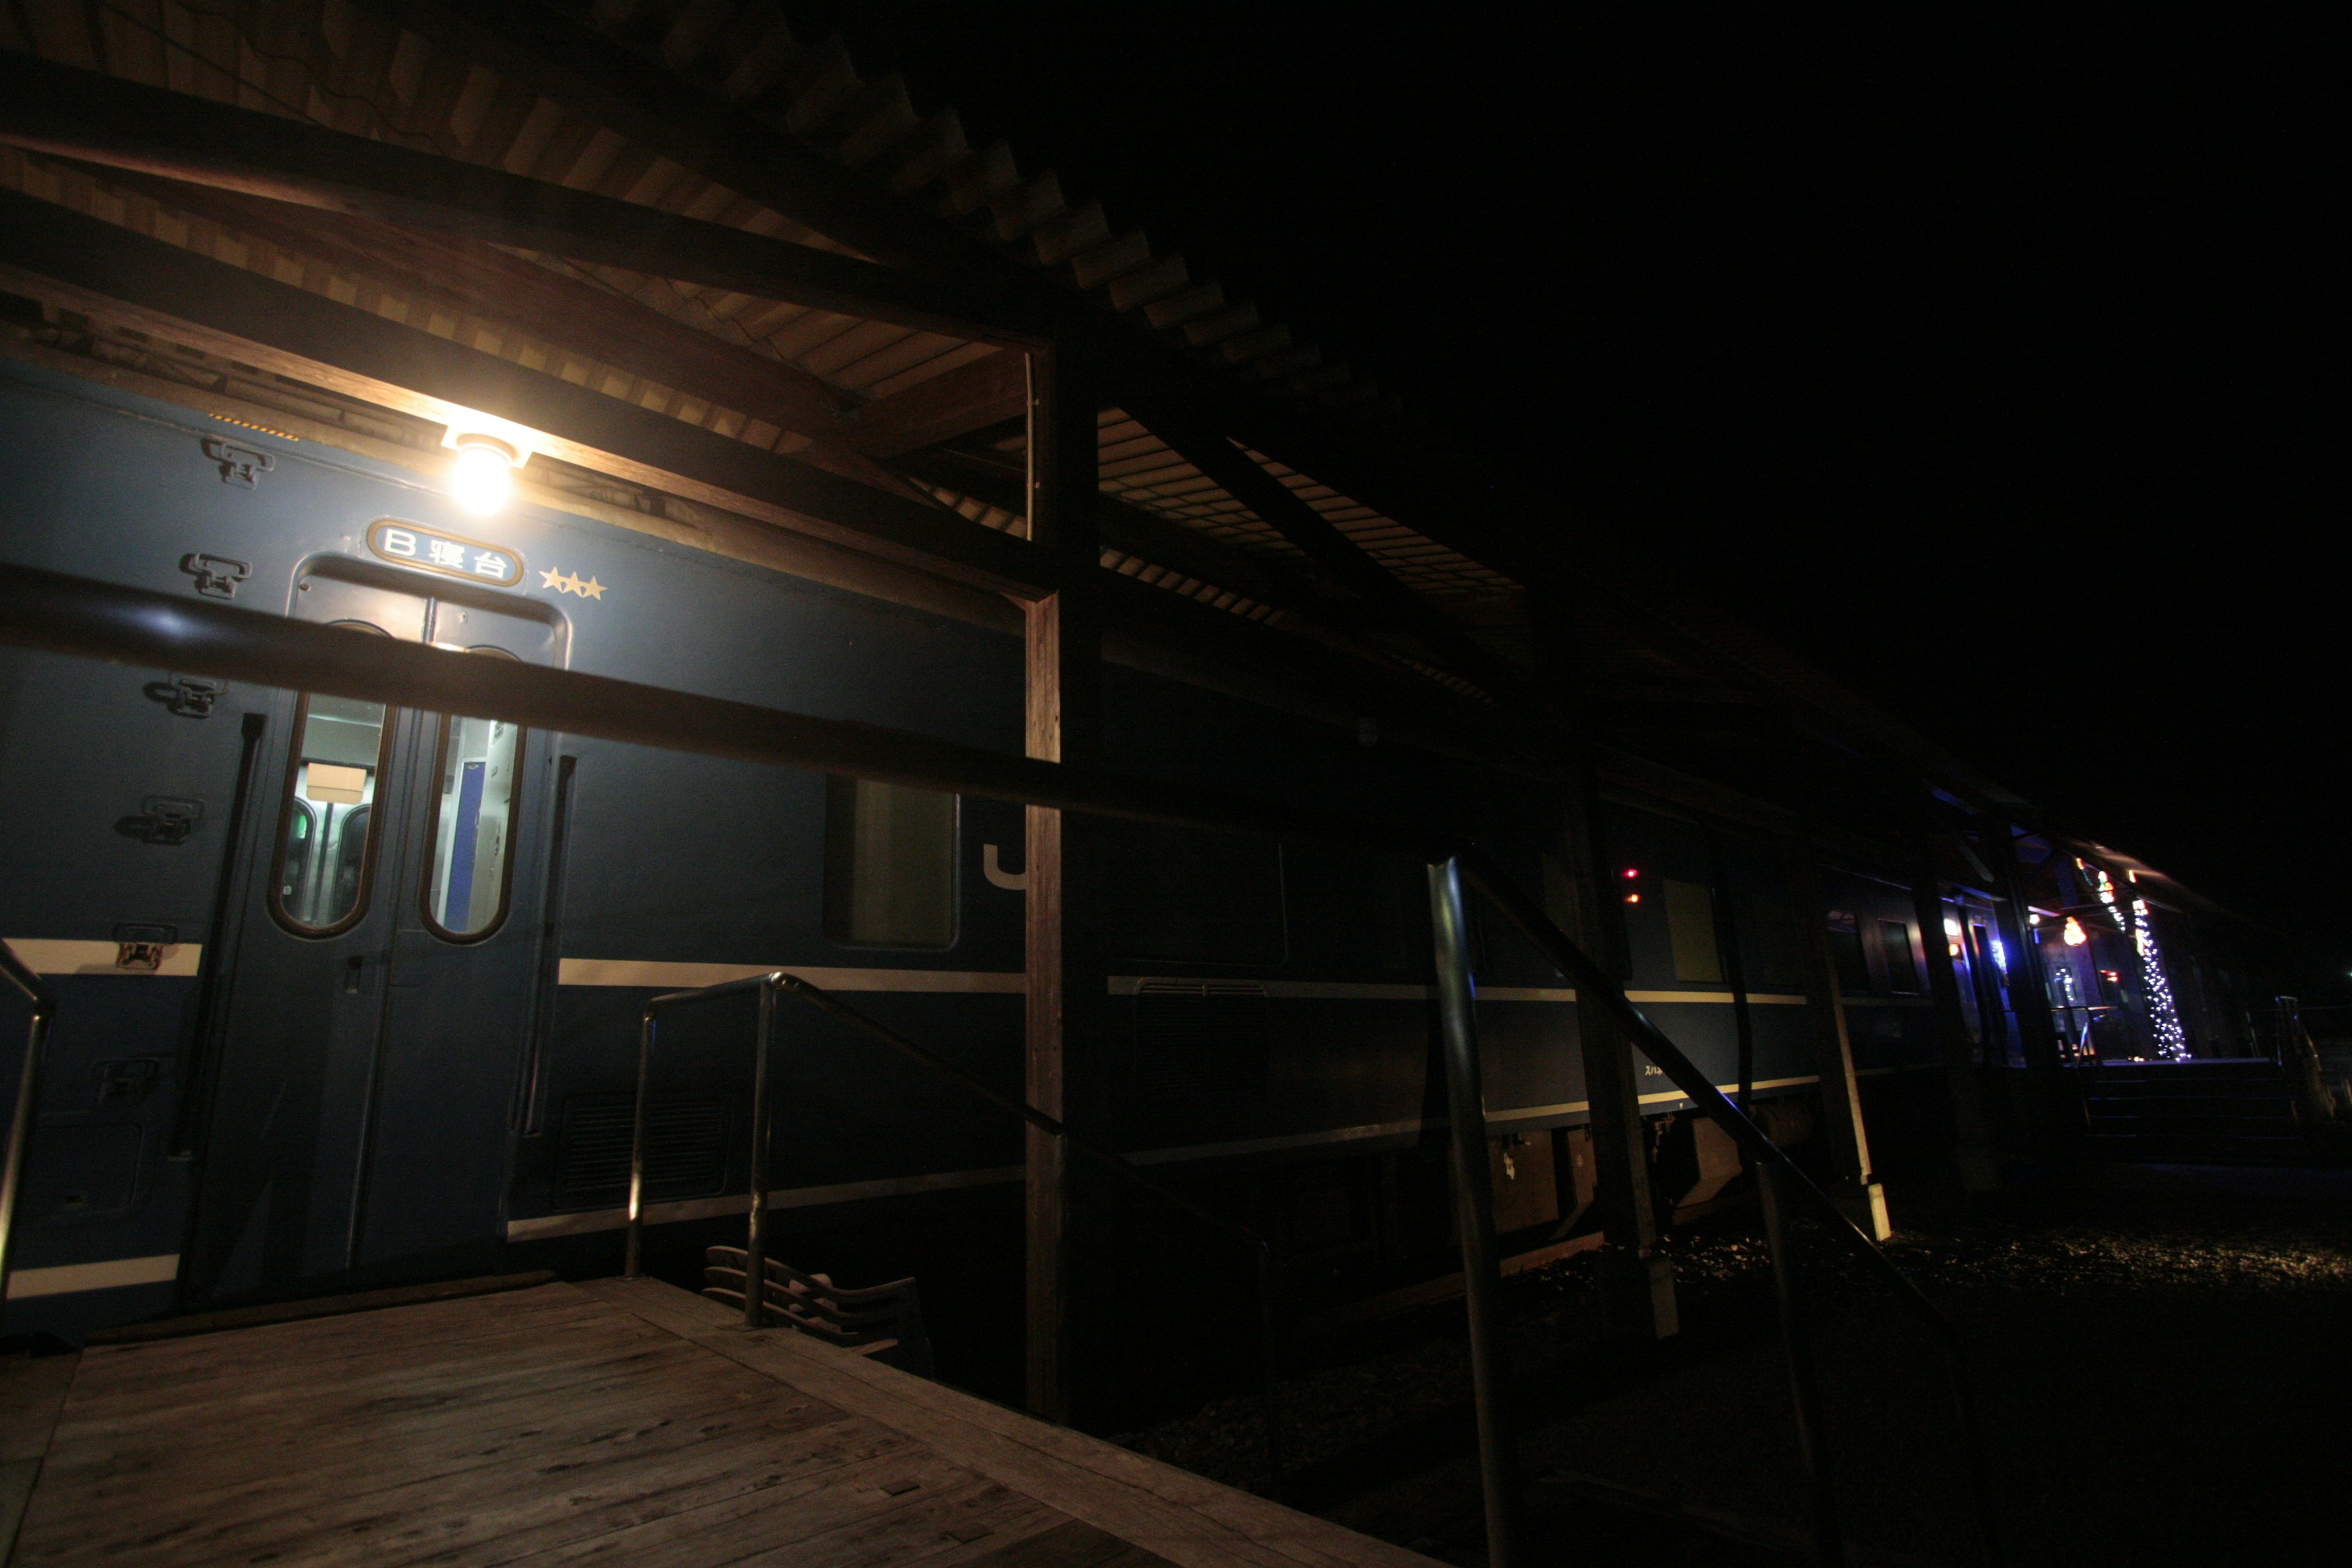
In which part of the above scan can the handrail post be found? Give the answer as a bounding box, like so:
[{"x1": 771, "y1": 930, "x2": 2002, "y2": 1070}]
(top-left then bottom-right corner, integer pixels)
[
  {"x1": 1759, "y1": 1157, "x2": 1844, "y2": 1566},
  {"x1": 0, "y1": 942, "x2": 59, "y2": 1307},
  {"x1": 1427, "y1": 857, "x2": 1521, "y2": 1568},
  {"x1": 624, "y1": 1009, "x2": 654, "y2": 1279},
  {"x1": 744, "y1": 977, "x2": 781, "y2": 1329}
]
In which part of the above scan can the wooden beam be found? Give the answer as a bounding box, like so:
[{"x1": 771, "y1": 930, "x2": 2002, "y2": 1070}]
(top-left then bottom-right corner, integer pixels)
[
  {"x1": 1785, "y1": 839, "x2": 1893, "y2": 1241},
  {"x1": 1133, "y1": 405, "x2": 1541, "y2": 707},
  {"x1": 897, "y1": 452, "x2": 1313, "y2": 614},
  {"x1": 901, "y1": 453, "x2": 1548, "y2": 733},
  {"x1": 1532, "y1": 596, "x2": 1678, "y2": 1344},
  {"x1": 0, "y1": 51, "x2": 1039, "y2": 345},
  {"x1": 848, "y1": 353, "x2": 1029, "y2": 458},
  {"x1": 1022, "y1": 345, "x2": 1102, "y2": 1423},
  {"x1": 389, "y1": 1, "x2": 1559, "y2": 584},
  {"x1": 77, "y1": 168, "x2": 932, "y2": 503},
  {"x1": 0, "y1": 187, "x2": 1065, "y2": 598}
]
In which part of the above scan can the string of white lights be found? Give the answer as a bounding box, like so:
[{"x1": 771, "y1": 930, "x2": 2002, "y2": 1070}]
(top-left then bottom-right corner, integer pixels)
[{"x1": 2132, "y1": 897, "x2": 2191, "y2": 1060}]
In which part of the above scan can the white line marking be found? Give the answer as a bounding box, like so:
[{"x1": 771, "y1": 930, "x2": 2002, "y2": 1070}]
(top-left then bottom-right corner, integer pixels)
[
  {"x1": 5, "y1": 940, "x2": 202, "y2": 977},
  {"x1": 557, "y1": 960, "x2": 1023, "y2": 993},
  {"x1": 1627, "y1": 990, "x2": 1811, "y2": 1006},
  {"x1": 514, "y1": 1072, "x2": 1833, "y2": 1237},
  {"x1": 4, "y1": 1254, "x2": 180, "y2": 1298}
]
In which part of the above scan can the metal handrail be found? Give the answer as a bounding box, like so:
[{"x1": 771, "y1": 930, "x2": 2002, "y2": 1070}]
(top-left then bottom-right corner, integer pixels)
[
  {"x1": 0, "y1": 938, "x2": 59, "y2": 1308},
  {"x1": 620, "y1": 970, "x2": 1287, "y2": 1496},
  {"x1": 1, "y1": 567, "x2": 2000, "y2": 1562},
  {"x1": 1461, "y1": 853, "x2": 2003, "y2": 1567}
]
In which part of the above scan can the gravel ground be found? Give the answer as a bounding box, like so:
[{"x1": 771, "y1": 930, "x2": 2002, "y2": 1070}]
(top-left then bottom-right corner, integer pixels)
[{"x1": 1123, "y1": 1164, "x2": 2352, "y2": 1566}]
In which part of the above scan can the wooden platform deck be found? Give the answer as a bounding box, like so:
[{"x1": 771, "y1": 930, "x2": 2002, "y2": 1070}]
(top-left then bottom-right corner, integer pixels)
[{"x1": 0, "y1": 1278, "x2": 1436, "y2": 1567}]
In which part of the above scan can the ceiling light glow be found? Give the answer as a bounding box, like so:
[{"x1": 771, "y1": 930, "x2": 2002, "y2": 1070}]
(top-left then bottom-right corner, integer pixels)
[{"x1": 450, "y1": 436, "x2": 518, "y2": 516}]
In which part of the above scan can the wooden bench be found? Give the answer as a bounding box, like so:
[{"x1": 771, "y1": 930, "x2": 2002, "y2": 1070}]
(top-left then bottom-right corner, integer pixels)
[{"x1": 701, "y1": 1245, "x2": 935, "y2": 1376}]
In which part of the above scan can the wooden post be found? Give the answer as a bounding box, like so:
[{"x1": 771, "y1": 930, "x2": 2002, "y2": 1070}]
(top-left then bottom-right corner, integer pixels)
[
  {"x1": 1785, "y1": 839, "x2": 1893, "y2": 1241},
  {"x1": 1531, "y1": 588, "x2": 1674, "y2": 1339},
  {"x1": 1707, "y1": 831, "x2": 1758, "y2": 1111},
  {"x1": 1984, "y1": 823, "x2": 2071, "y2": 1147},
  {"x1": 1912, "y1": 831, "x2": 2002, "y2": 1191},
  {"x1": 1023, "y1": 345, "x2": 1100, "y2": 1423},
  {"x1": 1562, "y1": 782, "x2": 1678, "y2": 1339}
]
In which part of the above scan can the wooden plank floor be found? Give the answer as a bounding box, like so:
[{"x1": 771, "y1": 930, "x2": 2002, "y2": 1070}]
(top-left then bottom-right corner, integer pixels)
[{"x1": 0, "y1": 1280, "x2": 1438, "y2": 1567}]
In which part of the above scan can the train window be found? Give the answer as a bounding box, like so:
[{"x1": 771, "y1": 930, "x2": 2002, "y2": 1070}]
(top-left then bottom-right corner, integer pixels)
[
  {"x1": 1106, "y1": 821, "x2": 1286, "y2": 966},
  {"x1": 270, "y1": 689, "x2": 393, "y2": 935},
  {"x1": 824, "y1": 778, "x2": 958, "y2": 948},
  {"x1": 1662, "y1": 879, "x2": 1725, "y2": 983},
  {"x1": 1746, "y1": 894, "x2": 1806, "y2": 986},
  {"x1": 423, "y1": 713, "x2": 524, "y2": 940},
  {"x1": 1825, "y1": 910, "x2": 1870, "y2": 993},
  {"x1": 1879, "y1": 919, "x2": 1923, "y2": 993}
]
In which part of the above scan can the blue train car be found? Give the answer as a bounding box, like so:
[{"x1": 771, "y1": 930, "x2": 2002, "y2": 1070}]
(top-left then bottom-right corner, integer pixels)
[{"x1": 2, "y1": 354, "x2": 1830, "y2": 1348}]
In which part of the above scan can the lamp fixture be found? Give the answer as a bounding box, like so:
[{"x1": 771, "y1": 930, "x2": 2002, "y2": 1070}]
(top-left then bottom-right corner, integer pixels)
[{"x1": 441, "y1": 420, "x2": 534, "y2": 516}]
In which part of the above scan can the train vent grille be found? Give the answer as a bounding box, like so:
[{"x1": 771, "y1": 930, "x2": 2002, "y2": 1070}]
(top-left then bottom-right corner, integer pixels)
[
  {"x1": 556, "y1": 1094, "x2": 726, "y2": 1210},
  {"x1": 1134, "y1": 980, "x2": 1271, "y2": 1096}
]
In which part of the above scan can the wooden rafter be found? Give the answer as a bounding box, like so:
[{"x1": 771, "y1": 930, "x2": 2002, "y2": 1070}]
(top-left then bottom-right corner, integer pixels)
[
  {"x1": 0, "y1": 187, "x2": 1061, "y2": 596},
  {"x1": 1137, "y1": 405, "x2": 1543, "y2": 709},
  {"x1": 847, "y1": 353, "x2": 1028, "y2": 457},
  {"x1": 385, "y1": 0, "x2": 1560, "y2": 586},
  {"x1": 0, "y1": 50, "x2": 1041, "y2": 344},
  {"x1": 72, "y1": 168, "x2": 942, "y2": 503}
]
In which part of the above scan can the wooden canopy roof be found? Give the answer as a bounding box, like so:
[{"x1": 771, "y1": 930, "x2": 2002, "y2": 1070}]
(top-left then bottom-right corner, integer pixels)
[{"x1": 0, "y1": 0, "x2": 2092, "y2": 862}]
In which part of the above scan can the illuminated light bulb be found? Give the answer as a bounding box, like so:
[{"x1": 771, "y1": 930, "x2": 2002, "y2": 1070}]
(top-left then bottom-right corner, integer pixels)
[
  {"x1": 2062, "y1": 916, "x2": 2087, "y2": 947},
  {"x1": 1943, "y1": 918, "x2": 1962, "y2": 938},
  {"x1": 1624, "y1": 893, "x2": 1640, "y2": 905},
  {"x1": 1622, "y1": 868, "x2": 1640, "y2": 879},
  {"x1": 1950, "y1": 942, "x2": 1963, "y2": 958},
  {"x1": 450, "y1": 437, "x2": 518, "y2": 516},
  {"x1": 2028, "y1": 913, "x2": 2042, "y2": 927}
]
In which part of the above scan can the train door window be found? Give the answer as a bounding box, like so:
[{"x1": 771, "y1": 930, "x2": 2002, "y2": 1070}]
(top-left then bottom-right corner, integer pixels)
[
  {"x1": 1949, "y1": 919, "x2": 1983, "y2": 1039},
  {"x1": 1106, "y1": 820, "x2": 1286, "y2": 966},
  {"x1": 1879, "y1": 919, "x2": 1922, "y2": 993},
  {"x1": 1747, "y1": 894, "x2": 1805, "y2": 987},
  {"x1": 1825, "y1": 910, "x2": 1869, "y2": 992},
  {"x1": 424, "y1": 712, "x2": 524, "y2": 940},
  {"x1": 824, "y1": 777, "x2": 958, "y2": 948},
  {"x1": 270, "y1": 687, "x2": 394, "y2": 935},
  {"x1": 1662, "y1": 880, "x2": 1724, "y2": 983}
]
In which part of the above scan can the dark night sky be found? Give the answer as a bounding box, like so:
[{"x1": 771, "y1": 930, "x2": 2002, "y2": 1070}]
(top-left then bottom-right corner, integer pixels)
[{"x1": 788, "y1": 6, "x2": 2344, "y2": 986}]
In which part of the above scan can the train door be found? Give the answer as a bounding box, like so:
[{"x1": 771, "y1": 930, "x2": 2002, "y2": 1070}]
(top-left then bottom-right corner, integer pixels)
[
  {"x1": 184, "y1": 558, "x2": 560, "y2": 1305},
  {"x1": 1964, "y1": 917, "x2": 2016, "y2": 1065}
]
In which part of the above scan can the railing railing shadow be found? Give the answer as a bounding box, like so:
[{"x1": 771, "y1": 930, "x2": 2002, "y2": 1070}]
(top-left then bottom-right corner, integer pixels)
[{"x1": 620, "y1": 970, "x2": 1288, "y2": 1497}]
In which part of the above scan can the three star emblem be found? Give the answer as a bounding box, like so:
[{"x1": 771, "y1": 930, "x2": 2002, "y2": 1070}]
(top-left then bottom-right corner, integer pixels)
[{"x1": 539, "y1": 567, "x2": 606, "y2": 600}]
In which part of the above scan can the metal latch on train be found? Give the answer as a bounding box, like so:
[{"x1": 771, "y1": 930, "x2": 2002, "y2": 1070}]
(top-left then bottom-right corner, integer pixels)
[
  {"x1": 145, "y1": 676, "x2": 225, "y2": 717},
  {"x1": 116, "y1": 796, "x2": 203, "y2": 845},
  {"x1": 94, "y1": 1058, "x2": 163, "y2": 1103},
  {"x1": 200, "y1": 436, "x2": 274, "y2": 488},
  {"x1": 179, "y1": 552, "x2": 251, "y2": 598}
]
